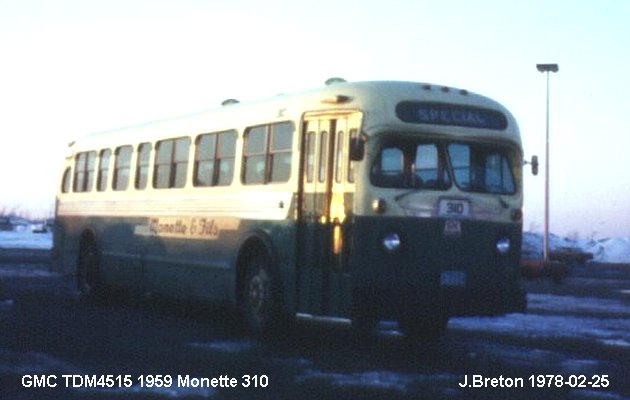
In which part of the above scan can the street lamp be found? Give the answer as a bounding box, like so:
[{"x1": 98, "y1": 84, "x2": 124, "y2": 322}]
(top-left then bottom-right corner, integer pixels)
[{"x1": 536, "y1": 63, "x2": 559, "y2": 262}]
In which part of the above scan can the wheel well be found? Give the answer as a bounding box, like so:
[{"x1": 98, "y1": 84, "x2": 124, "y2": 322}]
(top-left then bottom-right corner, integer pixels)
[{"x1": 235, "y1": 237, "x2": 271, "y2": 305}]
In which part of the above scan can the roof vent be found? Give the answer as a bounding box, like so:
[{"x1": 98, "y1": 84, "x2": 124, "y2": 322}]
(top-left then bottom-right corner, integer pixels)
[
  {"x1": 325, "y1": 77, "x2": 347, "y2": 86},
  {"x1": 221, "y1": 99, "x2": 239, "y2": 106}
]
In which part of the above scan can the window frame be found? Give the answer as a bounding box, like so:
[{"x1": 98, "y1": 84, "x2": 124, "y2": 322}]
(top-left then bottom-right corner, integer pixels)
[
  {"x1": 153, "y1": 137, "x2": 191, "y2": 189},
  {"x1": 73, "y1": 151, "x2": 97, "y2": 193},
  {"x1": 194, "y1": 130, "x2": 236, "y2": 187},
  {"x1": 113, "y1": 145, "x2": 133, "y2": 191},
  {"x1": 135, "y1": 142, "x2": 152, "y2": 190},
  {"x1": 97, "y1": 149, "x2": 111, "y2": 192},
  {"x1": 242, "y1": 121, "x2": 293, "y2": 185}
]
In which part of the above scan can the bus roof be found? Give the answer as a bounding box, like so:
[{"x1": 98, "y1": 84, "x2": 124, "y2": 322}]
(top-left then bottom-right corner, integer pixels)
[{"x1": 68, "y1": 80, "x2": 519, "y2": 153}]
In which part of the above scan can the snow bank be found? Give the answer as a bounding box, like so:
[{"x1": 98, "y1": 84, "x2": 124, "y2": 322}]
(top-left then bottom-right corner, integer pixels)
[
  {"x1": 0, "y1": 230, "x2": 52, "y2": 250},
  {"x1": 523, "y1": 232, "x2": 630, "y2": 264}
]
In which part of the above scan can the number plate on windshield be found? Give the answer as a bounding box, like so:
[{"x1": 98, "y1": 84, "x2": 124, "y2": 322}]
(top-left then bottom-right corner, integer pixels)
[{"x1": 439, "y1": 199, "x2": 470, "y2": 217}]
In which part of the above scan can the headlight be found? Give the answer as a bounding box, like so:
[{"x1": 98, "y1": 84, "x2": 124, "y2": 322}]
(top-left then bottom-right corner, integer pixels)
[
  {"x1": 496, "y1": 237, "x2": 511, "y2": 255},
  {"x1": 383, "y1": 233, "x2": 401, "y2": 252}
]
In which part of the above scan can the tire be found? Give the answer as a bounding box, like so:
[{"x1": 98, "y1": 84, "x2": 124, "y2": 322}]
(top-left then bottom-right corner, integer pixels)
[
  {"x1": 240, "y1": 251, "x2": 282, "y2": 334},
  {"x1": 77, "y1": 239, "x2": 102, "y2": 298}
]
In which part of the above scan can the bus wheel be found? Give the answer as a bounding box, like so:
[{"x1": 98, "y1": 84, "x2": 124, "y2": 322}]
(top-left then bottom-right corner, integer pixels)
[
  {"x1": 240, "y1": 252, "x2": 280, "y2": 334},
  {"x1": 398, "y1": 313, "x2": 448, "y2": 342},
  {"x1": 77, "y1": 239, "x2": 101, "y2": 298}
]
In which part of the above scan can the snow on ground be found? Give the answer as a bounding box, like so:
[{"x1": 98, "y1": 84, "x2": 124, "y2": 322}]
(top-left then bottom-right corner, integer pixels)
[
  {"x1": 189, "y1": 340, "x2": 256, "y2": 354},
  {"x1": 0, "y1": 230, "x2": 52, "y2": 250},
  {"x1": 0, "y1": 263, "x2": 58, "y2": 278},
  {"x1": 451, "y1": 292, "x2": 630, "y2": 349}
]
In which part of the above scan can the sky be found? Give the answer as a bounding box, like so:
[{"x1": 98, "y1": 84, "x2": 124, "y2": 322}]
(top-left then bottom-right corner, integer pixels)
[{"x1": 1, "y1": 0, "x2": 629, "y2": 238}]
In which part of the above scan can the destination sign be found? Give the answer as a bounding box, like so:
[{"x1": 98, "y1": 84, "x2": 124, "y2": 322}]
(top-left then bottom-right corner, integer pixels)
[{"x1": 396, "y1": 101, "x2": 508, "y2": 130}]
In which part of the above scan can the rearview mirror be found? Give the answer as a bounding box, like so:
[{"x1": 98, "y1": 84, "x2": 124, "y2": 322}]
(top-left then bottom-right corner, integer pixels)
[
  {"x1": 531, "y1": 155, "x2": 539, "y2": 176},
  {"x1": 349, "y1": 136, "x2": 365, "y2": 161}
]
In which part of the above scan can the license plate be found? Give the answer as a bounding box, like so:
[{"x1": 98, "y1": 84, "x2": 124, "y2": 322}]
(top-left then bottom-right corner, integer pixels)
[
  {"x1": 439, "y1": 199, "x2": 470, "y2": 217},
  {"x1": 440, "y1": 270, "x2": 466, "y2": 287}
]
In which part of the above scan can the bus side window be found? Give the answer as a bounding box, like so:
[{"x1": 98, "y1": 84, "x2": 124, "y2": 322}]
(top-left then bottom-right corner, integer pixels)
[
  {"x1": 73, "y1": 151, "x2": 96, "y2": 193},
  {"x1": 97, "y1": 149, "x2": 111, "y2": 192},
  {"x1": 113, "y1": 145, "x2": 133, "y2": 191},
  {"x1": 154, "y1": 138, "x2": 190, "y2": 189},
  {"x1": 216, "y1": 131, "x2": 236, "y2": 186},
  {"x1": 269, "y1": 122, "x2": 293, "y2": 183},
  {"x1": 194, "y1": 130, "x2": 236, "y2": 187},
  {"x1": 243, "y1": 126, "x2": 267, "y2": 184},
  {"x1": 135, "y1": 143, "x2": 151, "y2": 190},
  {"x1": 243, "y1": 122, "x2": 293, "y2": 185}
]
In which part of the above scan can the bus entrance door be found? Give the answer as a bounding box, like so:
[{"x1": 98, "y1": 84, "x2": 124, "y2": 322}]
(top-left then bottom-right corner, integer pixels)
[{"x1": 297, "y1": 113, "x2": 358, "y2": 317}]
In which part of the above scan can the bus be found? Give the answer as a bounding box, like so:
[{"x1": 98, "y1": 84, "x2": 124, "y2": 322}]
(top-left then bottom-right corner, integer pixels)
[{"x1": 53, "y1": 79, "x2": 529, "y2": 340}]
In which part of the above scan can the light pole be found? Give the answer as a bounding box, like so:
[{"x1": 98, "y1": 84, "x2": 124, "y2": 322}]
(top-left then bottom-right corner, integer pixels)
[{"x1": 536, "y1": 63, "x2": 559, "y2": 262}]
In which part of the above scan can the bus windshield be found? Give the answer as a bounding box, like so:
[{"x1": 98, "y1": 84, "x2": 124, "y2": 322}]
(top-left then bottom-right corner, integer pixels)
[{"x1": 371, "y1": 140, "x2": 516, "y2": 195}]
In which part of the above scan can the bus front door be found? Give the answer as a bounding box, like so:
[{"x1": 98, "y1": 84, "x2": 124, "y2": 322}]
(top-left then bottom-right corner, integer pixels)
[{"x1": 297, "y1": 113, "x2": 359, "y2": 318}]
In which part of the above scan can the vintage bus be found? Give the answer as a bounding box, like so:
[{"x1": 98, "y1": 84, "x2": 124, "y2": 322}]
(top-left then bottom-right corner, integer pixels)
[{"x1": 53, "y1": 80, "x2": 527, "y2": 340}]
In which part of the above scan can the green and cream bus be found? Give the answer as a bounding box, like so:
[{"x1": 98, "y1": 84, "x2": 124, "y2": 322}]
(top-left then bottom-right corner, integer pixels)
[{"x1": 53, "y1": 80, "x2": 528, "y2": 339}]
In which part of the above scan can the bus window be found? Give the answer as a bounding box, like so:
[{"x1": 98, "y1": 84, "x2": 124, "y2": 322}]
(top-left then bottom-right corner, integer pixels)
[
  {"x1": 414, "y1": 144, "x2": 450, "y2": 189},
  {"x1": 318, "y1": 131, "x2": 328, "y2": 183},
  {"x1": 485, "y1": 152, "x2": 515, "y2": 193},
  {"x1": 371, "y1": 141, "x2": 451, "y2": 190},
  {"x1": 305, "y1": 131, "x2": 316, "y2": 183},
  {"x1": 195, "y1": 130, "x2": 236, "y2": 187},
  {"x1": 269, "y1": 122, "x2": 292, "y2": 182},
  {"x1": 154, "y1": 138, "x2": 190, "y2": 189},
  {"x1": 447, "y1": 143, "x2": 515, "y2": 194},
  {"x1": 335, "y1": 131, "x2": 344, "y2": 183},
  {"x1": 135, "y1": 143, "x2": 151, "y2": 190},
  {"x1": 243, "y1": 126, "x2": 267, "y2": 184},
  {"x1": 448, "y1": 144, "x2": 471, "y2": 190},
  {"x1": 113, "y1": 146, "x2": 132, "y2": 191},
  {"x1": 73, "y1": 151, "x2": 96, "y2": 192},
  {"x1": 97, "y1": 149, "x2": 111, "y2": 192},
  {"x1": 243, "y1": 122, "x2": 293, "y2": 184},
  {"x1": 216, "y1": 131, "x2": 236, "y2": 186},
  {"x1": 195, "y1": 133, "x2": 216, "y2": 187},
  {"x1": 347, "y1": 129, "x2": 357, "y2": 183},
  {"x1": 372, "y1": 147, "x2": 404, "y2": 187}
]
